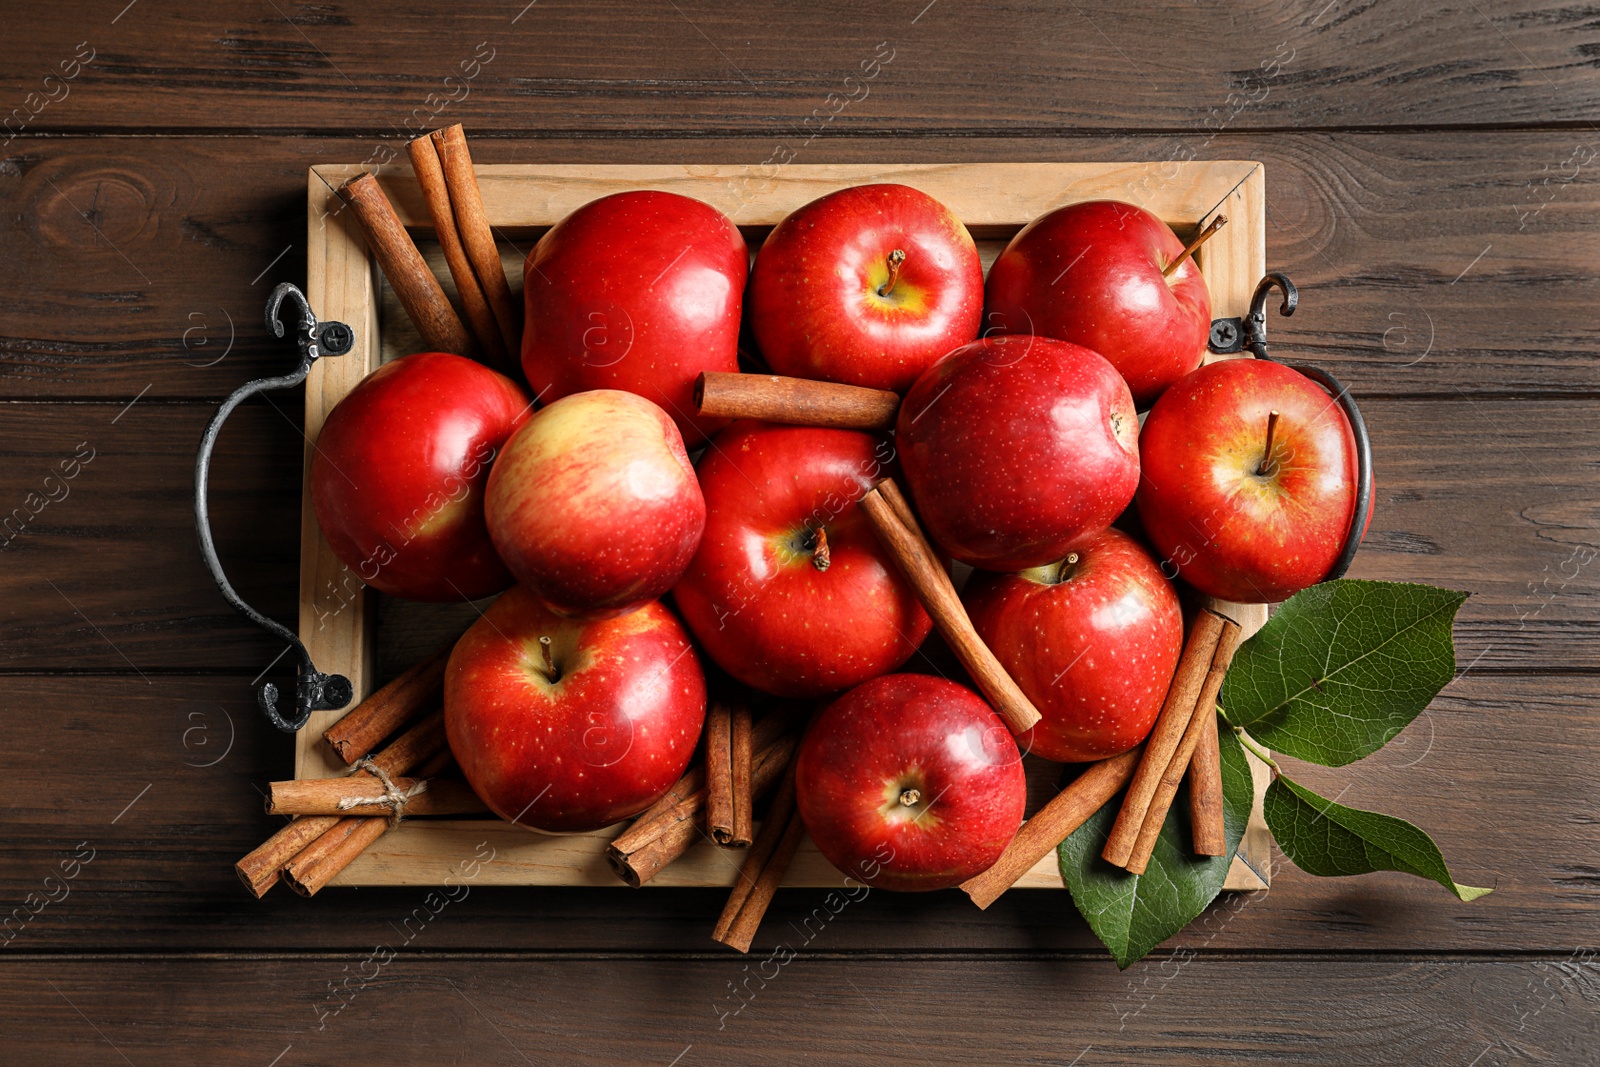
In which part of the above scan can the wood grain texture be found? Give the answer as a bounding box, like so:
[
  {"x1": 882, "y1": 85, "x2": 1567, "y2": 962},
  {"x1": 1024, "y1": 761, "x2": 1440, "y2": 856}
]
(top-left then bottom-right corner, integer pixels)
[
  {"x1": 0, "y1": 674, "x2": 1583, "y2": 954},
  {"x1": 0, "y1": 396, "x2": 1589, "y2": 673},
  {"x1": 3, "y1": 132, "x2": 1597, "y2": 399},
  {"x1": 6, "y1": 0, "x2": 1600, "y2": 132},
  {"x1": 3, "y1": 955, "x2": 1596, "y2": 1065}
]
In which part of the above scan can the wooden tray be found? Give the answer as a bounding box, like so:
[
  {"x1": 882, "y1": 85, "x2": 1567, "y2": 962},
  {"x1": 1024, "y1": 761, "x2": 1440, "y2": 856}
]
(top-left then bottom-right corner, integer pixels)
[{"x1": 299, "y1": 162, "x2": 1273, "y2": 891}]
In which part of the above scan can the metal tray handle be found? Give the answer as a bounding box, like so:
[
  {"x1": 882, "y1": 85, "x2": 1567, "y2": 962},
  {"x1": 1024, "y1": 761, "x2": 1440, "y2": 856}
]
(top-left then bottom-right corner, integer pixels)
[{"x1": 193, "y1": 283, "x2": 356, "y2": 731}]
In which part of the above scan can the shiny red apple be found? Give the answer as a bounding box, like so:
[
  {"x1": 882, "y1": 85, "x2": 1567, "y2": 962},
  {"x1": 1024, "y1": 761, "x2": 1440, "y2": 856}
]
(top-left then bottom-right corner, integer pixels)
[
  {"x1": 445, "y1": 585, "x2": 706, "y2": 833},
  {"x1": 310, "y1": 351, "x2": 529, "y2": 602},
  {"x1": 896, "y1": 335, "x2": 1140, "y2": 572},
  {"x1": 747, "y1": 183, "x2": 984, "y2": 393},
  {"x1": 984, "y1": 199, "x2": 1212, "y2": 406},
  {"x1": 484, "y1": 390, "x2": 705, "y2": 619},
  {"x1": 964, "y1": 527, "x2": 1183, "y2": 763},
  {"x1": 671, "y1": 422, "x2": 931, "y2": 697},
  {"x1": 521, "y1": 190, "x2": 746, "y2": 446},
  {"x1": 795, "y1": 674, "x2": 1026, "y2": 891},
  {"x1": 1137, "y1": 357, "x2": 1360, "y2": 603}
]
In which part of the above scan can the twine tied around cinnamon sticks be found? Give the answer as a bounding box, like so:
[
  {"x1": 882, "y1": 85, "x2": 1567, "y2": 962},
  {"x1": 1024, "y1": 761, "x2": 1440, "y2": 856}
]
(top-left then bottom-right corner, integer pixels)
[{"x1": 342, "y1": 756, "x2": 429, "y2": 827}]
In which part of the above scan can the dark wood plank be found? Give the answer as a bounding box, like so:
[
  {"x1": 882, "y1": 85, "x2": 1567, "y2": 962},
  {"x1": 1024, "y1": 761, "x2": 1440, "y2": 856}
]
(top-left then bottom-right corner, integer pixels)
[
  {"x1": 0, "y1": 401, "x2": 299, "y2": 672},
  {"x1": 3, "y1": 132, "x2": 1596, "y2": 400},
  {"x1": 0, "y1": 395, "x2": 1590, "y2": 672},
  {"x1": 6, "y1": 1, "x2": 1600, "y2": 133},
  {"x1": 0, "y1": 675, "x2": 1586, "y2": 954},
  {"x1": 3, "y1": 954, "x2": 1595, "y2": 1065}
]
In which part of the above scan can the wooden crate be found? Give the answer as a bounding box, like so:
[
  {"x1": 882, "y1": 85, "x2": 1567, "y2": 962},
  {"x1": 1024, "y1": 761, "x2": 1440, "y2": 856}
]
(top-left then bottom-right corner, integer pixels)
[{"x1": 300, "y1": 162, "x2": 1273, "y2": 891}]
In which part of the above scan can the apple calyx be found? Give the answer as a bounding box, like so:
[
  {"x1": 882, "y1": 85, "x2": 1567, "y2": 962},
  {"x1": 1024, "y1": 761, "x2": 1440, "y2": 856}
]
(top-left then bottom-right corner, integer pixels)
[
  {"x1": 1257, "y1": 409, "x2": 1282, "y2": 478},
  {"x1": 898, "y1": 788, "x2": 922, "y2": 806},
  {"x1": 878, "y1": 248, "x2": 907, "y2": 297},
  {"x1": 1162, "y1": 214, "x2": 1228, "y2": 279}
]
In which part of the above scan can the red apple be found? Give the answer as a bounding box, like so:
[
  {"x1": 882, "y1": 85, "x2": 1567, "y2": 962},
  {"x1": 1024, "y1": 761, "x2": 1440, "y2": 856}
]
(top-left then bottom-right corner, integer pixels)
[
  {"x1": 671, "y1": 422, "x2": 931, "y2": 697},
  {"x1": 445, "y1": 585, "x2": 706, "y2": 833},
  {"x1": 521, "y1": 190, "x2": 746, "y2": 447},
  {"x1": 896, "y1": 335, "x2": 1140, "y2": 571},
  {"x1": 1136, "y1": 357, "x2": 1360, "y2": 603},
  {"x1": 963, "y1": 528, "x2": 1183, "y2": 763},
  {"x1": 747, "y1": 183, "x2": 984, "y2": 393},
  {"x1": 484, "y1": 390, "x2": 705, "y2": 619},
  {"x1": 795, "y1": 674, "x2": 1026, "y2": 891},
  {"x1": 984, "y1": 199, "x2": 1212, "y2": 406},
  {"x1": 310, "y1": 351, "x2": 529, "y2": 602}
]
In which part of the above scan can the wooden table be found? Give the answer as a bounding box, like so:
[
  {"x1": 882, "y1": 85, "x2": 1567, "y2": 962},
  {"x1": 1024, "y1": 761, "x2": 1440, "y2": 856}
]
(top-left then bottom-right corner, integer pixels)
[{"x1": 1, "y1": 3, "x2": 1595, "y2": 1062}]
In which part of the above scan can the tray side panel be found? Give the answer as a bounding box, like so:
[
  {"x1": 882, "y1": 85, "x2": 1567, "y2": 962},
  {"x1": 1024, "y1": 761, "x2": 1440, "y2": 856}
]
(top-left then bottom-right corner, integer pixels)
[
  {"x1": 317, "y1": 161, "x2": 1262, "y2": 231},
  {"x1": 297, "y1": 176, "x2": 380, "y2": 781}
]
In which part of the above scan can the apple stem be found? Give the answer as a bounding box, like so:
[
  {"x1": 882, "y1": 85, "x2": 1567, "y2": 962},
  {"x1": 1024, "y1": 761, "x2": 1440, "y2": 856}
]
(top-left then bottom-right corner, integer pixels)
[
  {"x1": 1162, "y1": 215, "x2": 1228, "y2": 278},
  {"x1": 878, "y1": 249, "x2": 907, "y2": 297},
  {"x1": 1257, "y1": 410, "x2": 1281, "y2": 476},
  {"x1": 811, "y1": 526, "x2": 832, "y2": 572},
  {"x1": 537, "y1": 635, "x2": 558, "y2": 683},
  {"x1": 899, "y1": 788, "x2": 921, "y2": 807}
]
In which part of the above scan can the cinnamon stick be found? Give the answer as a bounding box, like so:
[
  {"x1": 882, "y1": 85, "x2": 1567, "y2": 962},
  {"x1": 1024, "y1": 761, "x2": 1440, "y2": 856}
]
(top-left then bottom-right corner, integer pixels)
[
  {"x1": 610, "y1": 706, "x2": 799, "y2": 857},
  {"x1": 1188, "y1": 711, "x2": 1227, "y2": 857},
  {"x1": 267, "y1": 775, "x2": 488, "y2": 818},
  {"x1": 694, "y1": 372, "x2": 901, "y2": 430},
  {"x1": 407, "y1": 134, "x2": 509, "y2": 369},
  {"x1": 730, "y1": 701, "x2": 754, "y2": 848},
  {"x1": 960, "y1": 746, "x2": 1144, "y2": 910},
  {"x1": 876, "y1": 477, "x2": 957, "y2": 597},
  {"x1": 608, "y1": 732, "x2": 798, "y2": 888},
  {"x1": 1101, "y1": 610, "x2": 1227, "y2": 869},
  {"x1": 705, "y1": 698, "x2": 735, "y2": 845},
  {"x1": 281, "y1": 817, "x2": 391, "y2": 897},
  {"x1": 859, "y1": 482, "x2": 1042, "y2": 734},
  {"x1": 336, "y1": 172, "x2": 476, "y2": 358},
  {"x1": 431, "y1": 125, "x2": 519, "y2": 356},
  {"x1": 322, "y1": 645, "x2": 451, "y2": 765},
  {"x1": 1125, "y1": 620, "x2": 1245, "y2": 875},
  {"x1": 713, "y1": 760, "x2": 805, "y2": 953},
  {"x1": 235, "y1": 816, "x2": 342, "y2": 899},
  {"x1": 279, "y1": 711, "x2": 448, "y2": 897}
]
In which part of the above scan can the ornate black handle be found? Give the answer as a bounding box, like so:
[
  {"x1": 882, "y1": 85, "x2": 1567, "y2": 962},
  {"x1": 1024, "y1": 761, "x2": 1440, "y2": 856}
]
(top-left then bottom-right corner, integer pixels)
[
  {"x1": 194, "y1": 283, "x2": 357, "y2": 731},
  {"x1": 1208, "y1": 272, "x2": 1373, "y2": 582}
]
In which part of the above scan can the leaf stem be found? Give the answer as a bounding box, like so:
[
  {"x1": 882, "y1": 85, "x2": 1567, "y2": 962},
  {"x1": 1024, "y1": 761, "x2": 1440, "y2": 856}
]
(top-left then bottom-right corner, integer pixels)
[{"x1": 1231, "y1": 724, "x2": 1281, "y2": 773}]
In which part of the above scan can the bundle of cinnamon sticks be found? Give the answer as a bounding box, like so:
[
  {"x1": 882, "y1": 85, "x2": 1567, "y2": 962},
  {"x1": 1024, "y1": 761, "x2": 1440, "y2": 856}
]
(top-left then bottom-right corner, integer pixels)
[
  {"x1": 336, "y1": 124, "x2": 519, "y2": 371},
  {"x1": 236, "y1": 643, "x2": 459, "y2": 898}
]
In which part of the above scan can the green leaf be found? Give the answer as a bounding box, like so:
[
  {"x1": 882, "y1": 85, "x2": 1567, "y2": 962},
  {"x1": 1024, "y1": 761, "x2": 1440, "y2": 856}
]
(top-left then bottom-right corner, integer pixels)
[
  {"x1": 1058, "y1": 722, "x2": 1256, "y2": 969},
  {"x1": 1220, "y1": 579, "x2": 1467, "y2": 767},
  {"x1": 1264, "y1": 773, "x2": 1491, "y2": 901}
]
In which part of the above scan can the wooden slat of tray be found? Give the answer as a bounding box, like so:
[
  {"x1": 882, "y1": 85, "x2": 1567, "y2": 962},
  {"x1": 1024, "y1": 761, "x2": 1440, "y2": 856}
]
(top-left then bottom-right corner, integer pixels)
[{"x1": 302, "y1": 162, "x2": 1270, "y2": 890}]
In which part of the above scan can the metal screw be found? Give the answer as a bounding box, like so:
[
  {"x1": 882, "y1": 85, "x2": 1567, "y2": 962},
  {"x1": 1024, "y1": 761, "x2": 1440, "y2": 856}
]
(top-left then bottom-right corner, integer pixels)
[{"x1": 318, "y1": 321, "x2": 355, "y2": 356}]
